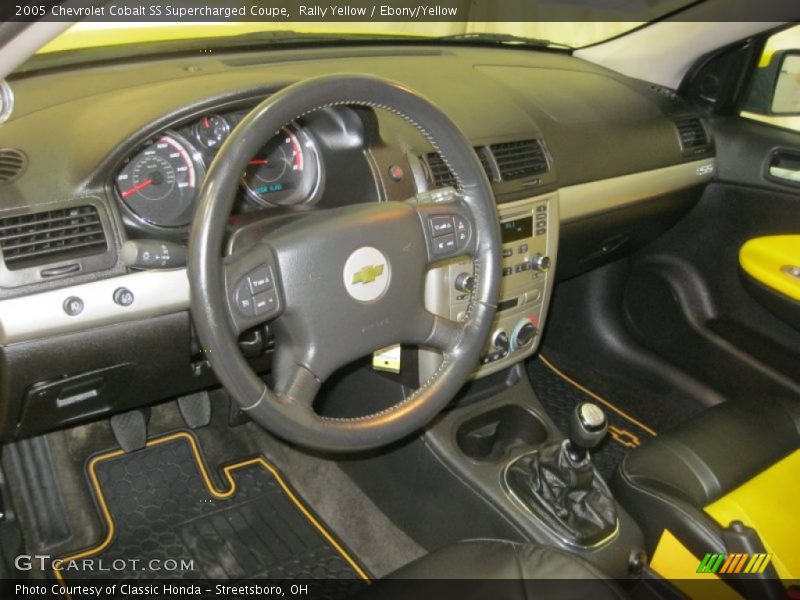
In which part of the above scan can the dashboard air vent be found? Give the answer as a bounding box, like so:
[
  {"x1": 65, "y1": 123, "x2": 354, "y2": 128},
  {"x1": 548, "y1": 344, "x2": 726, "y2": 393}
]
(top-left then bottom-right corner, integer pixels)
[
  {"x1": 423, "y1": 148, "x2": 496, "y2": 187},
  {"x1": 0, "y1": 205, "x2": 107, "y2": 270},
  {"x1": 0, "y1": 148, "x2": 26, "y2": 183},
  {"x1": 674, "y1": 117, "x2": 709, "y2": 150},
  {"x1": 423, "y1": 152, "x2": 457, "y2": 188},
  {"x1": 489, "y1": 139, "x2": 549, "y2": 180},
  {"x1": 475, "y1": 147, "x2": 496, "y2": 182}
]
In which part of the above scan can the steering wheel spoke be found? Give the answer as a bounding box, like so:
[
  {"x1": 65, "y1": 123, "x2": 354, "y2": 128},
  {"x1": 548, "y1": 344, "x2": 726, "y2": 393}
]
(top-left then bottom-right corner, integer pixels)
[
  {"x1": 277, "y1": 362, "x2": 322, "y2": 412},
  {"x1": 413, "y1": 194, "x2": 477, "y2": 266},
  {"x1": 418, "y1": 311, "x2": 468, "y2": 352},
  {"x1": 223, "y1": 242, "x2": 284, "y2": 334}
]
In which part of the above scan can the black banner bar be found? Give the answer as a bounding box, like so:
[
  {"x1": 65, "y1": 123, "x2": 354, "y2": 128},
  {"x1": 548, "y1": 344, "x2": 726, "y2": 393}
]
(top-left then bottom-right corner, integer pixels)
[{"x1": 3, "y1": 0, "x2": 800, "y2": 23}]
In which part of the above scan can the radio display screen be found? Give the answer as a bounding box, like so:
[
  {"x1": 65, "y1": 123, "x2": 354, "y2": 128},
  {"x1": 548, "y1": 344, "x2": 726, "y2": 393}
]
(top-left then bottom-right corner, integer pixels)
[{"x1": 501, "y1": 217, "x2": 533, "y2": 243}]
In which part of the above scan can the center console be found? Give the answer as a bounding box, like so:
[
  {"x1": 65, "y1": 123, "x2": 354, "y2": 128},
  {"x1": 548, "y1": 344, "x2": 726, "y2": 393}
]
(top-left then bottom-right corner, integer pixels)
[{"x1": 421, "y1": 192, "x2": 559, "y2": 379}]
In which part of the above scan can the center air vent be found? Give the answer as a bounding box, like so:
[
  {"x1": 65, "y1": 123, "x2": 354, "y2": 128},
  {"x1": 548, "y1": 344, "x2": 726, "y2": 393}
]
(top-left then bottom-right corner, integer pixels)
[
  {"x1": 0, "y1": 205, "x2": 107, "y2": 271},
  {"x1": 423, "y1": 152, "x2": 457, "y2": 188},
  {"x1": 422, "y1": 141, "x2": 547, "y2": 188},
  {"x1": 674, "y1": 117, "x2": 709, "y2": 150},
  {"x1": 489, "y1": 139, "x2": 549, "y2": 180},
  {"x1": 0, "y1": 148, "x2": 26, "y2": 183},
  {"x1": 423, "y1": 148, "x2": 494, "y2": 187}
]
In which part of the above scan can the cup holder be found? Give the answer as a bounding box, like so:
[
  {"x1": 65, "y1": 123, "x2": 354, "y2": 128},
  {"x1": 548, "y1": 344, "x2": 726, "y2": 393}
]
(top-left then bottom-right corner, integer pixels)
[{"x1": 456, "y1": 404, "x2": 549, "y2": 462}]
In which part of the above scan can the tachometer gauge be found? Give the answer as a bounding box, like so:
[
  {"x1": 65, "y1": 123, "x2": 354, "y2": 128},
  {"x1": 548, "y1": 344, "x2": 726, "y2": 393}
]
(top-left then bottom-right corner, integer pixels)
[
  {"x1": 193, "y1": 114, "x2": 230, "y2": 150},
  {"x1": 116, "y1": 133, "x2": 203, "y2": 228},
  {"x1": 242, "y1": 126, "x2": 321, "y2": 207}
]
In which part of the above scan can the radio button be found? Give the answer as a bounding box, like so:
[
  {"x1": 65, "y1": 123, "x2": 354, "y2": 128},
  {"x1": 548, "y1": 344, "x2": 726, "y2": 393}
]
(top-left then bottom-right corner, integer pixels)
[{"x1": 531, "y1": 254, "x2": 552, "y2": 272}]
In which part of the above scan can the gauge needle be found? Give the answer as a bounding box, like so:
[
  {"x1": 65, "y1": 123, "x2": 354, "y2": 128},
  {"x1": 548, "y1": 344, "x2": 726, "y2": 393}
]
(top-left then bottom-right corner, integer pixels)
[
  {"x1": 248, "y1": 159, "x2": 269, "y2": 165},
  {"x1": 121, "y1": 178, "x2": 153, "y2": 198}
]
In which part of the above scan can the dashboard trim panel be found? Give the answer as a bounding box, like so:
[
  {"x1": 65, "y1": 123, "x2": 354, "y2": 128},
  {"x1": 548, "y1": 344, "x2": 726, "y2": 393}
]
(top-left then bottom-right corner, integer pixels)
[
  {"x1": 0, "y1": 160, "x2": 713, "y2": 346},
  {"x1": 559, "y1": 158, "x2": 715, "y2": 222},
  {"x1": 0, "y1": 268, "x2": 189, "y2": 345}
]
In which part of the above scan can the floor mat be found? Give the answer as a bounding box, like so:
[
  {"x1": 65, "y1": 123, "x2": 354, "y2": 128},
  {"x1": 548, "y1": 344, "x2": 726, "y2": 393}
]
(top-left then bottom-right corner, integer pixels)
[
  {"x1": 54, "y1": 431, "x2": 369, "y2": 589},
  {"x1": 527, "y1": 355, "x2": 659, "y2": 481}
]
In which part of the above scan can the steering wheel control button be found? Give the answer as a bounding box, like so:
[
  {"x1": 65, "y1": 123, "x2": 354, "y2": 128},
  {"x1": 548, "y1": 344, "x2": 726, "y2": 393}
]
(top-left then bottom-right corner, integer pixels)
[
  {"x1": 253, "y1": 290, "x2": 277, "y2": 316},
  {"x1": 429, "y1": 216, "x2": 455, "y2": 236},
  {"x1": 233, "y1": 279, "x2": 255, "y2": 316},
  {"x1": 63, "y1": 296, "x2": 84, "y2": 316},
  {"x1": 113, "y1": 287, "x2": 134, "y2": 307},
  {"x1": 247, "y1": 266, "x2": 273, "y2": 294},
  {"x1": 454, "y1": 216, "x2": 470, "y2": 243},
  {"x1": 433, "y1": 234, "x2": 457, "y2": 255},
  {"x1": 343, "y1": 246, "x2": 391, "y2": 303}
]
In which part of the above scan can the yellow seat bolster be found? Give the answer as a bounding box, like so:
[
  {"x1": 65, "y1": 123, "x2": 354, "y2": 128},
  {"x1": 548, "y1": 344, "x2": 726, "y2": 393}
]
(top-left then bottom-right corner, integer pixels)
[
  {"x1": 704, "y1": 449, "x2": 800, "y2": 582},
  {"x1": 651, "y1": 530, "x2": 742, "y2": 600},
  {"x1": 739, "y1": 235, "x2": 800, "y2": 302}
]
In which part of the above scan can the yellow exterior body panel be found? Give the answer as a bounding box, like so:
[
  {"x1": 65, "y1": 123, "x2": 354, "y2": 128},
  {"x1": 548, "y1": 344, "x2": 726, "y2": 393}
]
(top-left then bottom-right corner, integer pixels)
[
  {"x1": 739, "y1": 235, "x2": 800, "y2": 302},
  {"x1": 704, "y1": 450, "x2": 800, "y2": 582}
]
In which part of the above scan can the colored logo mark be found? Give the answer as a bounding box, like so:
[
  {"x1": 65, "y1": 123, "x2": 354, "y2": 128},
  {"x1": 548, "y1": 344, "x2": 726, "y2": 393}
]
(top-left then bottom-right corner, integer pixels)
[
  {"x1": 697, "y1": 553, "x2": 773, "y2": 574},
  {"x1": 352, "y1": 264, "x2": 385, "y2": 285}
]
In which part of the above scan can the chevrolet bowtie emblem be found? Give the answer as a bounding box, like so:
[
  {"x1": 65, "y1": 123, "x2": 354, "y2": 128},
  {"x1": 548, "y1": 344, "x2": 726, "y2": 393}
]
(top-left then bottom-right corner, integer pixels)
[{"x1": 352, "y1": 264, "x2": 385, "y2": 285}]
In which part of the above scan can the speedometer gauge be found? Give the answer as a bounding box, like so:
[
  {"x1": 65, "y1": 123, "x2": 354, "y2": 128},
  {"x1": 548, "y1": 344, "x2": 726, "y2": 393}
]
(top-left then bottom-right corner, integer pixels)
[
  {"x1": 116, "y1": 133, "x2": 203, "y2": 227},
  {"x1": 242, "y1": 126, "x2": 321, "y2": 207}
]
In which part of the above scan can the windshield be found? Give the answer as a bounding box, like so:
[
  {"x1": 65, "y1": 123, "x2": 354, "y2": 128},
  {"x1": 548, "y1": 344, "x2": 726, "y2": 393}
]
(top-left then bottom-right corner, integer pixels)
[
  {"x1": 24, "y1": 0, "x2": 702, "y2": 70},
  {"x1": 38, "y1": 22, "x2": 644, "y2": 54}
]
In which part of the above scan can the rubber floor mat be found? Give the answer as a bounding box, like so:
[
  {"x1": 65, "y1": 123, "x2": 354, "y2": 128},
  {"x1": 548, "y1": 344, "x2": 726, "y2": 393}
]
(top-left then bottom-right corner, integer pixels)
[
  {"x1": 54, "y1": 431, "x2": 369, "y2": 587},
  {"x1": 527, "y1": 355, "x2": 657, "y2": 481}
]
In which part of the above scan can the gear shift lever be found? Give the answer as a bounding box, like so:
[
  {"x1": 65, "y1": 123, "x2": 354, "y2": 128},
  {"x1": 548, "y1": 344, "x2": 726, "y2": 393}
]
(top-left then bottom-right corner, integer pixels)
[
  {"x1": 504, "y1": 402, "x2": 617, "y2": 546},
  {"x1": 567, "y1": 403, "x2": 608, "y2": 462}
]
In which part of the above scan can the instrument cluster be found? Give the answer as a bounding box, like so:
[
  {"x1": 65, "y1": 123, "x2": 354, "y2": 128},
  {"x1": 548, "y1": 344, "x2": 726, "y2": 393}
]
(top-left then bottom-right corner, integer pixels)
[{"x1": 114, "y1": 110, "x2": 323, "y2": 230}]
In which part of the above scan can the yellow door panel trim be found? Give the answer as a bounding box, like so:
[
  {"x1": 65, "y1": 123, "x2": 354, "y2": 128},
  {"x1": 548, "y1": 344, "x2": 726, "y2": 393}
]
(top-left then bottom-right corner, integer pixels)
[
  {"x1": 739, "y1": 235, "x2": 800, "y2": 302},
  {"x1": 53, "y1": 431, "x2": 370, "y2": 588},
  {"x1": 704, "y1": 449, "x2": 800, "y2": 583},
  {"x1": 539, "y1": 355, "x2": 658, "y2": 437}
]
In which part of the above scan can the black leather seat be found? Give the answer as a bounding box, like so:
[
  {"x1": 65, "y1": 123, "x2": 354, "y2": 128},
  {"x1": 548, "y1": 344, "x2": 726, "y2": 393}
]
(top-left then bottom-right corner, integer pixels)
[
  {"x1": 613, "y1": 397, "x2": 800, "y2": 557},
  {"x1": 365, "y1": 540, "x2": 627, "y2": 599}
]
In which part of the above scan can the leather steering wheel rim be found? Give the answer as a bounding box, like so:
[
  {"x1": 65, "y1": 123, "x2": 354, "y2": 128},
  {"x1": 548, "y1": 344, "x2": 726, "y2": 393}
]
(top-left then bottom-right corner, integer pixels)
[{"x1": 189, "y1": 74, "x2": 501, "y2": 452}]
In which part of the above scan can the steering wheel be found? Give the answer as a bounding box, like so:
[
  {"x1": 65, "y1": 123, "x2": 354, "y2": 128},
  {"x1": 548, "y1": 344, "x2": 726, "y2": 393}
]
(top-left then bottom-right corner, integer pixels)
[{"x1": 189, "y1": 75, "x2": 501, "y2": 452}]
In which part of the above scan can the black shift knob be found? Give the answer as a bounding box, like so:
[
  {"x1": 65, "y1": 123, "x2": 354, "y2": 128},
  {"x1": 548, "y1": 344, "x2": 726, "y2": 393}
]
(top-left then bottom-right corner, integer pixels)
[{"x1": 568, "y1": 402, "x2": 608, "y2": 460}]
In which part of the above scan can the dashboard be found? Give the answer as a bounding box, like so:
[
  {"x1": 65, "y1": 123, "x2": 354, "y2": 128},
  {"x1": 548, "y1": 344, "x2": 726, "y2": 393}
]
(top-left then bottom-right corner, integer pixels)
[{"x1": 0, "y1": 43, "x2": 716, "y2": 440}]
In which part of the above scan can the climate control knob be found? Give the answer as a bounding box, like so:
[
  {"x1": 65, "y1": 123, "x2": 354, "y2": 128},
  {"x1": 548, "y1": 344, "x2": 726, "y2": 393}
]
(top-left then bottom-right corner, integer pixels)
[
  {"x1": 492, "y1": 330, "x2": 510, "y2": 352},
  {"x1": 531, "y1": 254, "x2": 551, "y2": 272},
  {"x1": 454, "y1": 272, "x2": 475, "y2": 293},
  {"x1": 512, "y1": 319, "x2": 538, "y2": 350}
]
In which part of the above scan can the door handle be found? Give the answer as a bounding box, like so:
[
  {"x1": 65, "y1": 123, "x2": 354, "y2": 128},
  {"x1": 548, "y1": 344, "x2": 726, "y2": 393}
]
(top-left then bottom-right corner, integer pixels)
[{"x1": 767, "y1": 149, "x2": 800, "y2": 184}]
